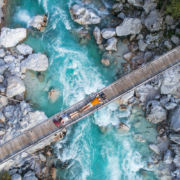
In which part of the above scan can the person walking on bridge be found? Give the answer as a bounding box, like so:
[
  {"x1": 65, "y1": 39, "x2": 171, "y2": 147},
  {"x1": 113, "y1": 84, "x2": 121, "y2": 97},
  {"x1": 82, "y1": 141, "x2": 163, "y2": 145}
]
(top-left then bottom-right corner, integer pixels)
[
  {"x1": 53, "y1": 111, "x2": 79, "y2": 126},
  {"x1": 79, "y1": 93, "x2": 106, "y2": 113}
]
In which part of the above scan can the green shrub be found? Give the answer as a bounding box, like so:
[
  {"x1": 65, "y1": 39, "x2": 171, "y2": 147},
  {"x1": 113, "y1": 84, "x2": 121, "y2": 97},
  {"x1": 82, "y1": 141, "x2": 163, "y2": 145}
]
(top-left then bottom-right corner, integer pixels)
[
  {"x1": 166, "y1": 0, "x2": 180, "y2": 18},
  {"x1": 0, "y1": 171, "x2": 11, "y2": 180}
]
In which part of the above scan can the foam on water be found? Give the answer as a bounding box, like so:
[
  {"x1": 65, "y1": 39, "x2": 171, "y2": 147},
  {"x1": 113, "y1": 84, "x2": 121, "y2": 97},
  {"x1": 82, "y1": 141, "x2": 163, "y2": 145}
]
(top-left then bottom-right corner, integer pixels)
[{"x1": 15, "y1": 9, "x2": 32, "y2": 26}]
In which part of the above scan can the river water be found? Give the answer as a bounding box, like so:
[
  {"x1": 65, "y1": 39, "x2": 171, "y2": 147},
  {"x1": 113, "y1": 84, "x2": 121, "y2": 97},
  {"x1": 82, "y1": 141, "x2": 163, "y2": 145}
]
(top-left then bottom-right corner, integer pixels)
[{"x1": 5, "y1": 0, "x2": 158, "y2": 179}]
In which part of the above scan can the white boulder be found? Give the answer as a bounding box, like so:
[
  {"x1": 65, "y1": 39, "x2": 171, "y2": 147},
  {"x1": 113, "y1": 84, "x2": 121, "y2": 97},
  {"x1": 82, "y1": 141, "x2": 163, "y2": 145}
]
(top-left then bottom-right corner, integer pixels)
[
  {"x1": 161, "y1": 65, "x2": 180, "y2": 96},
  {"x1": 93, "y1": 27, "x2": 102, "y2": 44},
  {"x1": 70, "y1": 5, "x2": 101, "y2": 25},
  {"x1": 123, "y1": 52, "x2": 132, "y2": 61},
  {"x1": 0, "y1": 49, "x2": 5, "y2": 58},
  {"x1": 143, "y1": 0, "x2": 157, "y2": 14},
  {"x1": 171, "y1": 35, "x2": 180, "y2": 45},
  {"x1": 21, "y1": 53, "x2": 48, "y2": 73},
  {"x1": 106, "y1": 37, "x2": 118, "y2": 51},
  {"x1": 16, "y1": 44, "x2": 33, "y2": 55},
  {"x1": 0, "y1": 28, "x2": 27, "y2": 48},
  {"x1": 30, "y1": 14, "x2": 47, "y2": 31},
  {"x1": 11, "y1": 173, "x2": 22, "y2": 180},
  {"x1": 146, "y1": 100, "x2": 167, "y2": 124},
  {"x1": 101, "y1": 28, "x2": 116, "y2": 39},
  {"x1": 4, "y1": 55, "x2": 15, "y2": 64},
  {"x1": 116, "y1": 18, "x2": 142, "y2": 37},
  {"x1": 6, "y1": 76, "x2": 25, "y2": 97},
  {"x1": 127, "y1": 0, "x2": 143, "y2": 7}
]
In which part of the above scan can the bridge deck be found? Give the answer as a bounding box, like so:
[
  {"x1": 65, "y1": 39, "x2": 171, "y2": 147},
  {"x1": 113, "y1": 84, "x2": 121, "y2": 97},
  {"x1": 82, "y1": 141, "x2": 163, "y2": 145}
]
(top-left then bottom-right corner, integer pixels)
[{"x1": 0, "y1": 47, "x2": 180, "y2": 164}]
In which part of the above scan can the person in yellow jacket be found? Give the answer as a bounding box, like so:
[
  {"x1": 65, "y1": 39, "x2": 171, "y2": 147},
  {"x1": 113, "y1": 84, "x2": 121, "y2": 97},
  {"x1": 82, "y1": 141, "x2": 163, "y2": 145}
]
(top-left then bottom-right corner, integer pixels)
[{"x1": 80, "y1": 93, "x2": 106, "y2": 112}]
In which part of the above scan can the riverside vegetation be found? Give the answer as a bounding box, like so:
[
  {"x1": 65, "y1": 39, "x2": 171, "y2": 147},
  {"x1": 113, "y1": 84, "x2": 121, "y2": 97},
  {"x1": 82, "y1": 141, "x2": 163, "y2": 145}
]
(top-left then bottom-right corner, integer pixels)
[{"x1": 0, "y1": 0, "x2": 180, "y2": 179}]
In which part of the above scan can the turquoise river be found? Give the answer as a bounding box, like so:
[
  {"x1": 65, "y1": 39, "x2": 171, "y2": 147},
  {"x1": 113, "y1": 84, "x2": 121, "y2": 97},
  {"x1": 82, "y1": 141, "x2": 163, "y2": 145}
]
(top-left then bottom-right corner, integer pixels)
[{"x1": 5, "y1": 0, "x2": 159, "y2": 179}]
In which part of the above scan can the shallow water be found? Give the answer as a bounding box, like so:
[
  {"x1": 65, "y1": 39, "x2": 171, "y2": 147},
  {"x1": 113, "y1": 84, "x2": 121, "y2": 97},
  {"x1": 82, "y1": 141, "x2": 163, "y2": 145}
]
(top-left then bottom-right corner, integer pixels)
[{"x1": 6, "y1": 0, "x2": 158, "y2": 179}]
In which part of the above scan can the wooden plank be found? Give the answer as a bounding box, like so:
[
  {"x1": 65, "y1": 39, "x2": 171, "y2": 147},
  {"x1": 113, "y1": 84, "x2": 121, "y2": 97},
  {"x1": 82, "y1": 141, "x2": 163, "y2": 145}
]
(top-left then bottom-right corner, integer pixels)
[
  {"x1": 103, "y1": 88, "x2": 113, "y2": 99},
  {"x1": 172, "y1": 49, "x2": 180, "y2": 61},
  {"x1": 12, "y1": 138, "x2": 22, "y2": 150},
  {"x1": 167, "y1": 53, "x2": 178, "y2": 64},
  {"x1": 120, "y1": 78, "x2": 131, "y2": 91},
  {"x1": 26, "y1": 130, "x2": 38, "y2": 142},
  {"x1": 163, "y1": 56, "x2": 174, "y2": 67},
  {"x1": 1, "y1": 146, "x2": 8, "y2": 159},
  {"x1": 139, "y1": 66, "x2": 154, "y2": 80},
  {"x1": 20, "y1": 134, "x2": 31, "y2": 147},
  {"x1": 3, "y1": 143, "x2": 12, "y2": 156},
  {"x1": 114, "y1": 80, "x2": 125, "y2": 93},
  {"x1": 10, "y1": 140, "x2": 19, "y2": 153},
  {"x1": 149, "y1": 62, "x2": 161, "y2": 75},
  {"x1": 155, "y1": 58, "x2": 167, "y2": 70},
  {"x1": 110, "y1": 85, "x2": 119, "y2": 97}
]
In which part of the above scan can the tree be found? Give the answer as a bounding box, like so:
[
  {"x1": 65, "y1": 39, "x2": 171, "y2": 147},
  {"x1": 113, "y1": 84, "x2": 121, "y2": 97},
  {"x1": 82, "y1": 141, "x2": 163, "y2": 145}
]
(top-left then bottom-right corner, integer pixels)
[{"x1": 166, "y1": 0, "x2": 180, "y2": 18}]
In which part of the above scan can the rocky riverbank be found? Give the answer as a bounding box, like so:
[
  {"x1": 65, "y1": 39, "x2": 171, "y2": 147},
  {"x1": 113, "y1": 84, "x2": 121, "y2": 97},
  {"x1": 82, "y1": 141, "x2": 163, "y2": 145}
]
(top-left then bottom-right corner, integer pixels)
[{"x1": 0, "y1": 10, "x2": 66, "y2": 179}]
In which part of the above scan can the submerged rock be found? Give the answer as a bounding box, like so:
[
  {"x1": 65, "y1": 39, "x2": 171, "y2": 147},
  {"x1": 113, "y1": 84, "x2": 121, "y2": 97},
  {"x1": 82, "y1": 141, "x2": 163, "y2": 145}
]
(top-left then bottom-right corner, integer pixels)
[
  {"x1": 0, "y1": 28, "x2": 27, "y2": 48},
  {"x1": 69, "y1": 5, "x2": 101, "y2": 25},
  {"x1": 48, "y1": 89, "x2": 60, "y2": 103},
  {"x1": 146, "y1": 100, "x2": 167, "y2": 124},
  {"x1": 93, "y1": 27, "x2": 102, "y2": 44},
  {"x1": 21, "y1": 53, "x2": 48, "y2": 73},
  {"x1": 6, "y1": 76, "x2": 25, "y2": 97},
  {"x1": 123, "y1": 52, "x2": 132, "y2": 61},
  {"x1": 106, "y1": 37, "x2": 118, "y2": 51},
  {"x1": 16, "y1": 44, "x2": 33, "y2": 55},
  {"x1": 116, "y1": 18, "x2": 142, "y2": 37},
  {"x1": 149, "y1": 144, "x2": 160, "y2": 154},
  {"x1": 30, "y1": 14, "x2": 47, "y2": 31},
  {"x1": 117, "y1": 122, "x2": 130, "y2": 133},
  {"x1": 101, "y1": 58, "x2": 110, "y2": 66},
  {"x1": 101, "y1": 28, "x2": 116, "y2": 39},
  {"x1": 133, "y1": 134, "x2": 146, "y2": 142}
]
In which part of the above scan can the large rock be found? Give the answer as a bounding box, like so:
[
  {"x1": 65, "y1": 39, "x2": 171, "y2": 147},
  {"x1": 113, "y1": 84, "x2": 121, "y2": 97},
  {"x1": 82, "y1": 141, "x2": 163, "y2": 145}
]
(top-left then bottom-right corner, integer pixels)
[
  {"x1": 16, "y1": 44, "x2": 33, "y2": 55},
  {"x1": 146, "y1": 32, "x2": 163, "y2": 49},
  {"x1": 116, "y1": 90, "x2": 134, "y2": 104},
  {"x1": 0, "y1": 28, "x2": 27, "y2": 48},
  {"x1": 171, "y1": 35, "x2": 180, "y2": 46},
  {"x1": 106, "y1": 37, "x2": 118, "y2": 51},
  {"x1": 69, "y1": 5, "x2": 101, "y2": 25},
  {"x1": 4, "y1": 55, "x2": 15, "y2": 64},
  {"x1": 143, "y1": 0, "x2": 157, "y2": 14},
  {"x1": 112, "y1": 3, "x2": 123, "y2": 13},
  {"x1": 135, "y1": 84, "x2": 159, "y2": 103},
  {"x1": 173, "y1": 155, "x2": 180, "y2": 168},
  {"x1": 6, "y1": 76, "x2": 25, "y2": 97},
  {"x1": 164, "y1": 149, "x2": 173, "y2": 164},
  {"x1": 0, "y1": 127, "x2": 5, "y2": 136},
  {"x1": 138, "y1": 40, "x2": 147, "y2": 51},
  {"x1": 169, "y1": 134, "x2": 180, "y2": 144},
  {"x1": 149, "y1": 144, "x2": 160, "y2": 154},
  {"x1": 30, "y1": 14, "x2": 47, "y2": 31},
  {"x1": 101, "y1": 28, "x2": 116, "y2": 39},
  {"x1": 93, "y1": 27, "x2": 102, "y2": 44},
  {"x1": 165, "y1": 15, "x2": 174, "y2": 25},
  {"x1": 116, "y1": 18, "x2": 142, "y2": 37},
  {"x1": 165, "y1": 102, "x2": 177, "y2": 110},
  {"x1": 171, "y1": 144, "x2": 180, "y2": 156},
  {"x1": 21, "y1": 53, "x2": 48, "y2": 73},
  {"x1": 123, "y1": 52, "x2": 132, "y2": 61},
  {"x1": 23, "y1": 171, "x2": 38, "y2": 180},
  {"x1": 170, "y1": 106, "x2": 180, "y2": 132},
  {"x1": 145, "y1": 10, "x2": 164, "y2": 32},
  {"x1": 127, "y1": 0, "x2": 143, "y2": 7},
  {"x1": 11, "y1": 173, "x2": 22, "y2": 180},
  {"x1": 160, "y1": 65, "x2": 180, "y2": 96},
  {"x1": 146, "y1": 100, "x2": 167, "y2": 124}
]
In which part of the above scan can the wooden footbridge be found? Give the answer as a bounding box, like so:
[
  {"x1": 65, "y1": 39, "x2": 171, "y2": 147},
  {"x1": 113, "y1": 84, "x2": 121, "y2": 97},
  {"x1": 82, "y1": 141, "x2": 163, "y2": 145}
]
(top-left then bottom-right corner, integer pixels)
[{"x1": 0, "y1": 47, "x2": 180, "y2": 164}]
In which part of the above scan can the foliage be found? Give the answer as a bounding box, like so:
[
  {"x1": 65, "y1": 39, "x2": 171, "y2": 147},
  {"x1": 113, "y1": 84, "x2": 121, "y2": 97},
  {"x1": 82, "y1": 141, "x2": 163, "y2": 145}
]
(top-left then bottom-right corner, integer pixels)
[
  {"x1": 0, "y1": 171, "x2": 11, "y2": 180},
  {"x1": 166, "y1": 0, "x2": 180, "y2": 18}
]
